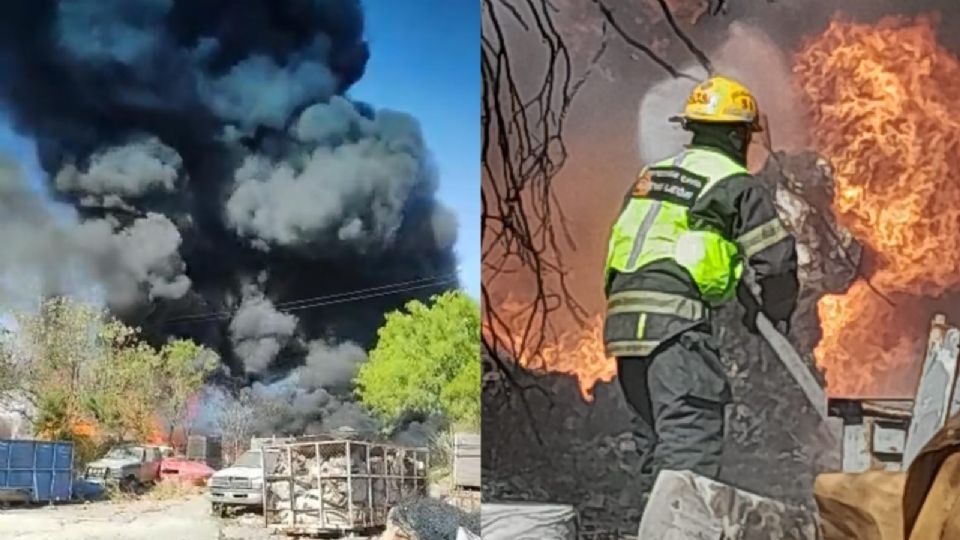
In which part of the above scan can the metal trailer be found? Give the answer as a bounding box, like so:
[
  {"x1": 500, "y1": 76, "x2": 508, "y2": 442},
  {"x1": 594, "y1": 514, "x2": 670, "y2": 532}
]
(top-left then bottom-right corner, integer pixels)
[
  {"x1": 186, "y1": 435, "x2": 223, "y2": 470},
  {"x1": 261, "y1": 439, "x2": 429, "y2": 536},
  {"x1": 0, "y1": 439, "x2": 74, "y2": 503}
]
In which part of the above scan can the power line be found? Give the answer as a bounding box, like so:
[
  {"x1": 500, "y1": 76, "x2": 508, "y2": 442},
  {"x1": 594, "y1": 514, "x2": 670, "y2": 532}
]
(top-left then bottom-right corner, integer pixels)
[
  {"x1": 273, "y1": 273, "x2": 457, "y2": 308},
  {"x1": 165, "y1": 273, "x2": 457, "y2": 323},
  {"x1": 164, "y1": 273, "x2": 459, "y2": 325}
]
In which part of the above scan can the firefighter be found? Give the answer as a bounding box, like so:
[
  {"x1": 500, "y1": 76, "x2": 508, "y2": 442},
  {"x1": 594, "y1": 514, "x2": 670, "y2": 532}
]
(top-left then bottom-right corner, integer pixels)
[{"x1": 602, "y1": 75, "x2": 799, "y2": 492}]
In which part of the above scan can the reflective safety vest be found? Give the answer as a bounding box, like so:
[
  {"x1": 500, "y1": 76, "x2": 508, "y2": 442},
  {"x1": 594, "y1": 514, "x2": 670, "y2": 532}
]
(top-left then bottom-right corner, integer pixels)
[
  {"x1": 603, "y1": 147, "x2": 792, "y2": 358},
  {"x1": 605, "y1": 147, "x2": 749, "y2": 308}
]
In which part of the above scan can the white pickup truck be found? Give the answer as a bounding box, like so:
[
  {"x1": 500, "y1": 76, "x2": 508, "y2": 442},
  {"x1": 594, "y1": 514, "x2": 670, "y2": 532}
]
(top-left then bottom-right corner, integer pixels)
[
  {"x1": 207, "y1": 447, "x2": 277, "y2": 513},
  {"x1": 208, "y1": 437, "x2": 293, "y2": 514}
]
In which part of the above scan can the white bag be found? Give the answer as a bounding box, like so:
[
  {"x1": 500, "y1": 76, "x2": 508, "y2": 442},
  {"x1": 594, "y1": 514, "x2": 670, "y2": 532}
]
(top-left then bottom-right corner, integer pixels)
[{"x1": 481, "y1": 502, "x2": 577, "y2": 540}]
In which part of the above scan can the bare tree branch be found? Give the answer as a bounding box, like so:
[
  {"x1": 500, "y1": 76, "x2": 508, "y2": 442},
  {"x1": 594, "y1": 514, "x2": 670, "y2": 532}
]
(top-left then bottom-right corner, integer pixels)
[
  {"x1": 594, "y1": 0, "x2": 697, "y2": 80},
  {"x1": 654, "y1": 0, "x2": 714, "y2": 74}
]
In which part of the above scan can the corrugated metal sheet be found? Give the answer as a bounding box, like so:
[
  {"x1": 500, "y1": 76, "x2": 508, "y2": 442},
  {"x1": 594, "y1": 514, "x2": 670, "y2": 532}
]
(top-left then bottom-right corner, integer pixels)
[
  {"x1": 0, "y1": 439, "x2": 73, "y2": 502},
  {"x1": 453, "y1": 432, "x2": 481, "y2": 489}
]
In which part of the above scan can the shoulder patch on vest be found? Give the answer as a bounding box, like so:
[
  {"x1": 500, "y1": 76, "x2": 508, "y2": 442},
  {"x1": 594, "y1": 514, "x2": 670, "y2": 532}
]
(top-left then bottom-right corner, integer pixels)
[{"x1": 632, "y1": 169, "x2": 653, "y2": 197}]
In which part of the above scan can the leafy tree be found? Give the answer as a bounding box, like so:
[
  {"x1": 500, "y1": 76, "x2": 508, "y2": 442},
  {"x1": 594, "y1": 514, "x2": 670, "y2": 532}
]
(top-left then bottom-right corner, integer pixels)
[
  {"x1": 156, "y1": 340, "x2": 220, "y2": 440},
  {"x1": 86, "y1": 334, "x2": 162, "y2": 443},
  {"x1": 5, "y1": 298, "x2": 112, "y2": 439},
  {"x1": 0, "y1": 297, "x2": 218, "y2": 460},
  {"x1": 355, "y1": 290, "x2": 480, "y2": 429}
]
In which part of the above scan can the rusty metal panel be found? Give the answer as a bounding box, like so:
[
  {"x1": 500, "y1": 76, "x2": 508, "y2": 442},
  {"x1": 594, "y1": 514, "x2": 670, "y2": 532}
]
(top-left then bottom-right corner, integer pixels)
[{"x1": 904, "y1": 316, "x2": 960, "y2": 468}]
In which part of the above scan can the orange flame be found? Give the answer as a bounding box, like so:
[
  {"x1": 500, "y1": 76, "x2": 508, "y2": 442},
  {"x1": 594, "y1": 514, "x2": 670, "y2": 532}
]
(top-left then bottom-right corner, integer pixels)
[
  {"x1": 71, "y1": 419, "x2": 98, "y2": 439},
  {"x1": 145, "y1": 415, "x2": 168, "y2": 445},
  {"x1": 796, "y1": 16, "x2": 960, "y2": 395},
  {"x1": 485, "y1": 296, "x2": 615, "y2": 401}
]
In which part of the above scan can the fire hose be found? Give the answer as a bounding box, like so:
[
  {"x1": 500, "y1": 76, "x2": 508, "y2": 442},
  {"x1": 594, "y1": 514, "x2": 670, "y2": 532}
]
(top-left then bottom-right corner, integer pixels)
[{"x1": 743, "y1": 272, "x2": 839, "y2": 448}]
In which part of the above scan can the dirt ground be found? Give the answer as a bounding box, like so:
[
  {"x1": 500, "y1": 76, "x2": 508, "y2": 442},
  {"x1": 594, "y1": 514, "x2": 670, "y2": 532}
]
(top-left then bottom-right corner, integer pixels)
[{"x1": 0, "y1": 495, "x2": 308, "y2": 540}]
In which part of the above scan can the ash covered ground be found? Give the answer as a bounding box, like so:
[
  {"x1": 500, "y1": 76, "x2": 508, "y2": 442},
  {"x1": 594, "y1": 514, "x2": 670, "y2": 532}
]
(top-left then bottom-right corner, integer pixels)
[{"x1": 481, "y1": 151, "x2": 859, "y2": 534}]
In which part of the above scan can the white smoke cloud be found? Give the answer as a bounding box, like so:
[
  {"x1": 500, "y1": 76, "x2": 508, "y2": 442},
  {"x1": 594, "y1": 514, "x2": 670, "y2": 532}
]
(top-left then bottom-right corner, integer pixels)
[
  {"x1": 225, "y1": 106, "x2": 433, "y2": 251},
  {"x1": 228, "y1": 286, "x2": 299, "y2": 374},
  {"x1": 294, "y1": 95, "x2": 371, "y2": 145},
  {"x1": 637, "y1": 23, "x2": 811, "y2": 167},
  {"x1": 0, "y1": 158, "x2": 191, "y2": 309},
  {"x1": 55, "y1": 136, "x2": 183, "y2": 197}
]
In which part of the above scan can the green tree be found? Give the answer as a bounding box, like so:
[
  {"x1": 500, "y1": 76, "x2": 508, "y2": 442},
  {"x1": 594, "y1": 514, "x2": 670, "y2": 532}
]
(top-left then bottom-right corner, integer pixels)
[
  {"x1": 0, "y1": 297, "x2": 218, "y2": 457},
  {"x1": 355, "y1": 290, "x2": 480, "y2": 429},
  {"x1": 4, "y1": 298, "x2": 114, "y2": 438},
  {"x1": 157, "y1": 339, "x2": 220, "y2": 440}
]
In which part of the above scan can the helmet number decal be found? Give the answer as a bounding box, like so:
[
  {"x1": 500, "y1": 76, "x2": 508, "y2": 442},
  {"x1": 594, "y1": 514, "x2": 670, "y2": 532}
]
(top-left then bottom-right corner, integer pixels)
[{"x1": 689, "y1": 88, "x2": 710, "y2": 106}]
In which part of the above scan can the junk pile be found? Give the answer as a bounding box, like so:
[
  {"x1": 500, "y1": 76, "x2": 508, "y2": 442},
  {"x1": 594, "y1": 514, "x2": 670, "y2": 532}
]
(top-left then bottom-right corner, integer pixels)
[
  {"x1": 633, "y1": 314, "x2": 960, "y2": 539},
  {"x1": 267, "y1": 451, "x2": 371, "y2": 527},
  {"x1": 813, "y1": 316, "x2": 960, "y2": 540},
  {"x1": 263, "y1": 439, "x2": 428, "y2": 535},
  {"x1": 482, "y1": 150, "x2": 858, "y2": 533}
]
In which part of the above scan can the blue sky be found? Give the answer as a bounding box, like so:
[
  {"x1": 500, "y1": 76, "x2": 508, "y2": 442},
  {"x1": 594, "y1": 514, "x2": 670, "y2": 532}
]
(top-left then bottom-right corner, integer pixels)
[{"x1": 353, "y1": 1, "x2": 479, "y2": 299}]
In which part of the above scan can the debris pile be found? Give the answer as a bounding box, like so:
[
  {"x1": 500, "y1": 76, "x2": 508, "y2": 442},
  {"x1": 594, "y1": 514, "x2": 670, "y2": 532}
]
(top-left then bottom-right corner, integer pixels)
[
  {"x1": 482, "y1": 151, "x2": 859, "y2": 533},
  {"x1": 263, "y1": 441, "x2": 428, "y2": 532}
]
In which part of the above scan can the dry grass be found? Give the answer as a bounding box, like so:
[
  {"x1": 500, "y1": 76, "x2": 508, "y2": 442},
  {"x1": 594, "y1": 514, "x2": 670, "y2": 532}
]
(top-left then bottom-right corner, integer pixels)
[{"x1": 143, "y1": 478, "x2": 204, "y2": 501}]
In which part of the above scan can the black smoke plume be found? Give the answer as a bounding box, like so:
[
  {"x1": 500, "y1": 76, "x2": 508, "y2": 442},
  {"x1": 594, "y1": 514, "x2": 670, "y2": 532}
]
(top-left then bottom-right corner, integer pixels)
[{"x1": 0, "y1": 0, "x2": 458, "y2": 439}]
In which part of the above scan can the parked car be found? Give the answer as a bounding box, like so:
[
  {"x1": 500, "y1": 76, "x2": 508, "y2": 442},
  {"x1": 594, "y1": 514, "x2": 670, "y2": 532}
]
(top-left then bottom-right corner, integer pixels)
[
  {"x1": 84, "y1": 444, "x2": 164, "y2": 491},
  {"x1": 207, "y1": 447, "x2": 279, "y2": 514}
]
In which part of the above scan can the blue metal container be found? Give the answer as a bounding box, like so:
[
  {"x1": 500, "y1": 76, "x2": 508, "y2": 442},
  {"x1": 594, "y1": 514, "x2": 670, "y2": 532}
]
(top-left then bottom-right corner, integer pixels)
[{"x1": 0, "y1": 439, "x2": 74, "y2": 502}]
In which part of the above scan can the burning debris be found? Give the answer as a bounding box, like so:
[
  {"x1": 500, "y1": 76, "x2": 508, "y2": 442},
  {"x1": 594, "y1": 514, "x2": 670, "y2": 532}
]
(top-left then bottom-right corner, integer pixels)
[
  {"x1": 796, "y1": 16, "x2": 960, "y2": 396},
  {"x1": 0, "y1": 0, "x2": 457, "y2": 439}
]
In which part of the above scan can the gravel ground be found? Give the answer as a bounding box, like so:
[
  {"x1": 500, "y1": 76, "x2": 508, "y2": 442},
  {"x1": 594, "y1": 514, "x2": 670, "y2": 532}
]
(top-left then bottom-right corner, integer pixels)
[{"x1": 0, "y1": 496, "x2": 283, "y2": 540}]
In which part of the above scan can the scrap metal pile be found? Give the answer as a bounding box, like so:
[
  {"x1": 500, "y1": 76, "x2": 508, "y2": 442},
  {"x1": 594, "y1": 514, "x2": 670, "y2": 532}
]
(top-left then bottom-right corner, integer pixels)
[
  {"x1": 482, "y1": 150, "x2": 861, "y2": 534},
  {"x1": 262, "y1": 439, "x2": 428, "y2": 534}
]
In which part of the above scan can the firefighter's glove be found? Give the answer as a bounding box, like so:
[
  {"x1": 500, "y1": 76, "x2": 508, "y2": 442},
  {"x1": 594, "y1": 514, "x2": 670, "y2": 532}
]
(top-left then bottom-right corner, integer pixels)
[
  {"x1": 736, "y1": 282, "x2": 762, "y2": 335},
  {"x1": 775, "y1": 319, "x2": 791, "y2": 336},
  {"x1": 741, "y1": 306, "x2": 761, "y2": 335}
]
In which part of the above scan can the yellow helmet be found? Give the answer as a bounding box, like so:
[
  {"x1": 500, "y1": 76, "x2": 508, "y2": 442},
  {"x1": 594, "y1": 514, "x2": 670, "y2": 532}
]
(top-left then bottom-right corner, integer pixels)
[{"x1": 674, "y1": 75, "x2": 762, "y2": 132}]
